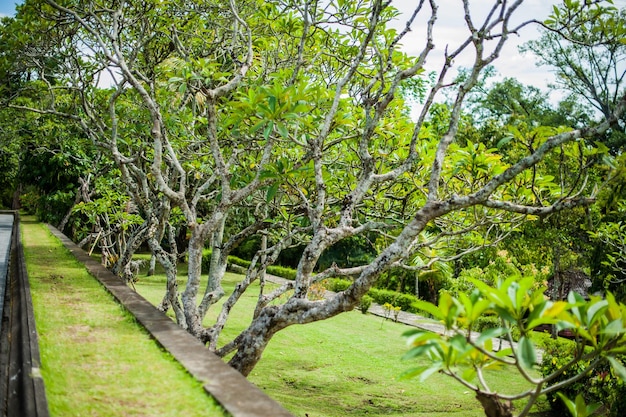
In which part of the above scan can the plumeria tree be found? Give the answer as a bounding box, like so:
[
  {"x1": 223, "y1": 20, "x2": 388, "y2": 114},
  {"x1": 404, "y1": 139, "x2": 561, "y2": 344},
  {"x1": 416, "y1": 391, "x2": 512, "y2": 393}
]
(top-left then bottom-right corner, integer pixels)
[
  {"x1": 3, "y1": 0, "x2": 626, "y2": 380},
  {"x1": 404, "y1": 277, "x2": 626, "y2": 417}
]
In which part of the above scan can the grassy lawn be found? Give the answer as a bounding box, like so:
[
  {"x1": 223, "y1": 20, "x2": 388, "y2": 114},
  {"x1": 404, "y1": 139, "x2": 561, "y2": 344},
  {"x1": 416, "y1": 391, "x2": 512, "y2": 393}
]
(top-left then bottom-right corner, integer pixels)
[
  {"x1": 22, "y1": 218, "x2": 227, "y2": 417},
  {"x1": 133, "y1": 257, "x2": 553, "y2": 417}
]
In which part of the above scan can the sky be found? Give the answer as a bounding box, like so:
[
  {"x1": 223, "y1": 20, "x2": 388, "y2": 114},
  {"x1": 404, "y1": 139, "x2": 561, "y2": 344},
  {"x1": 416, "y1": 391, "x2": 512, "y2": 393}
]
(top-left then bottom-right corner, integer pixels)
[
  {"x1": 394, "y1": 1, "x2": 557, "y2": 82},
  {"x1": 0, "y1": 0, "x2": 18, "y2": 17},
  {"x1": 1, "y1": 0, "x2": 624, "y2": 100}
]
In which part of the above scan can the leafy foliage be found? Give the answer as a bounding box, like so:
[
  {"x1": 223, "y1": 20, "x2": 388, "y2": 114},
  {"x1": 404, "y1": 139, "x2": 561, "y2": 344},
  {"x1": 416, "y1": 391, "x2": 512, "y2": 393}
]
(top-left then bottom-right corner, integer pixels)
[
  {"x1": 403, "y1": 276, "x2": 626, "y2": 417},
  {"x1": 541, "y1": 337, "x2": 626, "y2": 417}
]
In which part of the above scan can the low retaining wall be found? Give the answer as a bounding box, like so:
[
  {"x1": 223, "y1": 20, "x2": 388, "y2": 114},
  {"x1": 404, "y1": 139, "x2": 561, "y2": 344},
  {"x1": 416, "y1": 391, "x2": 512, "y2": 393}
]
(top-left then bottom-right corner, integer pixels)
[{"x1": 47, "y1": 225, "x2": 293, "y2": 417}]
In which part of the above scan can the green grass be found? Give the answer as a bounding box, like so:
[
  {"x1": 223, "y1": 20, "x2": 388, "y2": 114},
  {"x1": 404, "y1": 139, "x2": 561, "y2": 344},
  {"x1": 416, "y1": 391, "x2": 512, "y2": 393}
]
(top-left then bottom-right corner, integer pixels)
[
  {"x1": 133, "y1": 258, "x2": 553, "y2": 417},
  {"x1": 22, "y1": 218, "x2": 227, "y2": 417}
]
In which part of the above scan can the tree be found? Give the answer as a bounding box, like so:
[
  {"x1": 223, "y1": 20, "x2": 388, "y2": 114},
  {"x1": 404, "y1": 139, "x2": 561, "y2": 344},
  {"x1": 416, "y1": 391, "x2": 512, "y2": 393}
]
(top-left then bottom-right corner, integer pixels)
[
  {"x1": 524, "y1": 0, "x2": 626, "y2": 152},
  {"x1": 5, "y1": 0, "x2": 626, "y2": 379}
]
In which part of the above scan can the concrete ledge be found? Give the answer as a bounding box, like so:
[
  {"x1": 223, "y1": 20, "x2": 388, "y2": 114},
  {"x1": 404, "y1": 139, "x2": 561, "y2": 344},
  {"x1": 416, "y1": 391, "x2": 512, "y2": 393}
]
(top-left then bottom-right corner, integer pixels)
[{"x1": 47, "y1": 225, "x2": 293, "y2": 417}]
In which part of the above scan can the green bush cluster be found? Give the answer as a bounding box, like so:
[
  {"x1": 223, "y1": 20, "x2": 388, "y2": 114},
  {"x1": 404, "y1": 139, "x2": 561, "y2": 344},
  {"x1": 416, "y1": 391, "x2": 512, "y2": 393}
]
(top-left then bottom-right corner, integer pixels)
[
  {"x1": 541, "y1": 337, "x2": 626, "y2": 417},
  {"x1": 322, "y1": 278, "x2": 422, "y2": 313},
  {"x1": 367, "y1": 288, "x2": 419, "y2": 312},
  {"x1": 266, "y1": 265, "x2": 297, "y2": 280},
  {"x1": 472, "y1": 315, "x2": 501, "y2": 332},
  {"x1": 201, "y1": 252, "x2": 298, "y2": 280},
  {"x1": 228, "y1": 255, "x2": 251, "y2": 269},
  {"x1": 324, "y1": 278, "x2": 352, "y2": 292}
]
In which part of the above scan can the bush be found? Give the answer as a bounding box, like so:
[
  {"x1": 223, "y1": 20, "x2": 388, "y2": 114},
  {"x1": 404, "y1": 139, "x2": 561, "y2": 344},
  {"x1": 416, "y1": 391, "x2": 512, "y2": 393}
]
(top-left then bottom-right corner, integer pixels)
[
  {"x1": 323, "y1": 278, "x2": 352, "y2": 292},
  {"x1": 367, "y1": 288, "x2": 419, "y2": 313},
  {"x1": 202, "y1": 251, "x2": 298, "y2": 280},
  {"x1": 473, "y1": 315, "x2": 501, "y2": 332},
  {"x1": 266, "y1": 265, "x2": 297, "y2": 280},
  {"x1": 20, "y1": 190, "x2": 40, "y2": 215},
  {"x1": 228, "y1": 255, "x2": 251, "y2": 269},
  {"x1": 201, "y1": 249, "x2": 213, "y2": 271},
  {"x1": 359, "y1": 295, "x2": 373, "y2": 314},
  {"x1": 541, "y1": 337, "x2": 626, "y2": 417}
]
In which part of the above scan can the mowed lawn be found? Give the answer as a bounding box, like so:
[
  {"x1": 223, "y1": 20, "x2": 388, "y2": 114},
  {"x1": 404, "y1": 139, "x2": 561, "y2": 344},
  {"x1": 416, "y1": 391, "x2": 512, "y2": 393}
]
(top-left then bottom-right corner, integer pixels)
[
  {"x1": 133, "y1": 257, "x2": 553, "y2": 417},
  {"x1": 22, "y1": 218, "x2": 226, "y2": 417}
]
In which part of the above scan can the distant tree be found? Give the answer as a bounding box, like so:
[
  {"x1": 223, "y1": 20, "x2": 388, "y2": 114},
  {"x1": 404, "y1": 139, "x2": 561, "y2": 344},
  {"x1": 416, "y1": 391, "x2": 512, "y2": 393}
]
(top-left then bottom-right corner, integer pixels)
[{"x1": 524, "y1": 0, "x2": 626, "y2": 152}]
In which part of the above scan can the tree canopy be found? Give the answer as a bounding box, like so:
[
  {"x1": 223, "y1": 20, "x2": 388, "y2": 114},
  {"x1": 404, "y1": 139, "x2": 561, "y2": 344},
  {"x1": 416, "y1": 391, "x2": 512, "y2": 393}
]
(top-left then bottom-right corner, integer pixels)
[{"x1": 2, "y1": 1, "x2": 626, "y2": 414}]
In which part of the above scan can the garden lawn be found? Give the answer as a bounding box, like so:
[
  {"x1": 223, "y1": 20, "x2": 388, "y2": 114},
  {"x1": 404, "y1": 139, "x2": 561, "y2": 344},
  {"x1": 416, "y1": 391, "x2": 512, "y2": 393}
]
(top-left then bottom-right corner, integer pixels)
[
  {"x1": 134, "y1": 260, "x2": 552, "y2": 417},
  {"x1": 22, "y1": 218, "x2": 227, "y2": 417}
]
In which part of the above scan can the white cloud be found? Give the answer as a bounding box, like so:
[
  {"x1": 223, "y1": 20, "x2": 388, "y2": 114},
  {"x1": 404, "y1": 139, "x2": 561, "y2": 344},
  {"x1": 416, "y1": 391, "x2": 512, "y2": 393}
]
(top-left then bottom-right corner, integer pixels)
[{"x1": 390, "y1": 0, "x2": 558, "y2": 91}]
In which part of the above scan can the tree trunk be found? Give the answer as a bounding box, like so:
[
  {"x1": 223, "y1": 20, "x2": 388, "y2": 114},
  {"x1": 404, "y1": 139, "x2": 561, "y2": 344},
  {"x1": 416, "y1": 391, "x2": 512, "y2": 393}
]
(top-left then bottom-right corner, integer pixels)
[
  {"x1": 181, "y1": 228, "x2": 205, "y2": 337},
  {"x1": 198, "y1": 217, "x2": 227, "y2": 318},
  {"x1": 11, "y1": 183, "x2": 22, "y2": 210},
  {"x1": 476, "y1": 392, "x2": 513, "y2": 417},
  {"x1": 227, "y1": 307, "x2": 281, "y2": 376},
  {"x1": 111, "y1": 223, "x2": 148, "y2": 281},
  {"x1": 58, "y1": 187, "x2": 80, "y2": 232},
  {"x1": 147, "y1": 254, "x2": 156, "y2": 276},
  {"x1": 151, "y1": 242, "x2": 186, "y2": 328}
]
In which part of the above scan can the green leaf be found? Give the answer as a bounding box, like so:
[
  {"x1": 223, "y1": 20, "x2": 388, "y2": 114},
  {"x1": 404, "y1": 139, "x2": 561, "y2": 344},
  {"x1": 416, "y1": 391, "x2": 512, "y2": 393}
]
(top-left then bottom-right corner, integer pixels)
[
  {"x1": 601, "y1": 318, "x2": 625, "y2": 336},
  {"x1": 462, "y1": 367, "x2": 477, "y2": 381},
  {"x1": 449, "y1": 334, "x2": 469, "y2": 353},
  {"x1": 266, "y1": 182, "x2": 279, "y2": 202},
  {"x1": 557, "y1": 393, "x2": 577, "y2": 417},
  {"x1": 263, "y1": 121, "x2": 274, "y2": 140},
  {"x1": 475, "y1": 327, "x2": 507, "y2": 345},
  {"x1": 586, "y1": 300, "x2": 608, "y2": 326},
  {"x1": 412, "y1": 300, "x2": 445, "y2": 320},
  {"x1": 268, "y1": 95, "x2": 277, "y2": 113},
  {"x1": 403, "y1": 329, "x2": 439, "y2": 347},
  {"x1": 276, "y1": 122, "x2": 289, "y2": 138},
  {"x1": 399, "y1": 363, "x2": 443, "y2": 382},
  {"x1": 402, "y1": 344, "x2": 435, "y2": 360},
  {"x1": 516, "y1": 336, "x2": 536, "y2": 369},
  {"x1": 495, "y1": 347, "x2": 513, "y2": 358},
  {"x1": 250, "y1": 120, "x2": 266, "y2": 134},
  {"x1": 608, "y1": 357, "x2": 626, "y2": 380}
]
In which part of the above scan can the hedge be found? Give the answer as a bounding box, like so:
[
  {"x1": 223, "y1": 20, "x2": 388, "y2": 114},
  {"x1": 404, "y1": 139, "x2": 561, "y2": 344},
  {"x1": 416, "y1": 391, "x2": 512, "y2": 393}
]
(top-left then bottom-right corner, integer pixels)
[
  {"x1": 323, "y1": 278, "x2": 422, "y2": 313},
  {"x1": 201, "y1": 251, "x2": 297, "y2": 280}
]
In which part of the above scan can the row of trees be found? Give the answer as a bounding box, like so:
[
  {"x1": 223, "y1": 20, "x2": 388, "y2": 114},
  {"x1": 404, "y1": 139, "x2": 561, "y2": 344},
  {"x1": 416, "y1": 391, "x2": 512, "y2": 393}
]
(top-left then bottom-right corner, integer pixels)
[{"x1": 1, "y1": 1, "x2": 625, "y2": 415}]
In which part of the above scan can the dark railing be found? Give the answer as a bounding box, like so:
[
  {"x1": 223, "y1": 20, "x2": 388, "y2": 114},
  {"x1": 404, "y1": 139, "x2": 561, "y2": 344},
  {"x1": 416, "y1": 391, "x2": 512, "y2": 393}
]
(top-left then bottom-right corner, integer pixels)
[{"x1": 0, "y1": 211, "x2": 50, "y2": 417}]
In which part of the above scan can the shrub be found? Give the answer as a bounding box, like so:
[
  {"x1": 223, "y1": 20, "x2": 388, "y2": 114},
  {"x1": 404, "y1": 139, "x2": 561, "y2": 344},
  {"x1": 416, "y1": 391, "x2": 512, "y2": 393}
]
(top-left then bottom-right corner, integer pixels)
[
  {"x1": 266, "y1": 265, "x2": 297, "y2": 280},
  {"x1": 367, "y1": 288, "x2": 419, "y2": 313},
  {"x1": 323, "y1": 278, "x2": 352, "y2": 292},
  {"x1": 473, "y1": 315, "x2": 501, "y2": 332},
  {"x1": 202, "y1": 251, "x2": 299, "y2": 280},
  {"x1": 228, "y1": 256, "x2": 251, "y2": 269},
  {"x1": 202, "y1": 251, "x2": 252, "y2": 272},
  {"x1": 359, "y1": 295, "x2": 373, "y2": 314},
  {"x1": 20, "y1": 190, "x2": 40, "y2": 215},
  {"x1": 441, "y1": 269, "x2": 478, "y2": 298},
  {"x1": 201, "y1": 249, "x2": 213, "y2": 271},
  {"x1": 541, "y1": 337, "x2": 626, "y2": 417}
]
